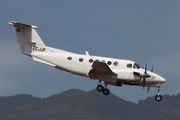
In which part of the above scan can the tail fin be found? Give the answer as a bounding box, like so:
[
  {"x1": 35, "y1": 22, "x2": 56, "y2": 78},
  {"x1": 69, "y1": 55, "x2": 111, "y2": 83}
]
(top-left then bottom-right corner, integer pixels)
[{"x1": 9, "y1": 21, "x2": 46, "y2": 56}]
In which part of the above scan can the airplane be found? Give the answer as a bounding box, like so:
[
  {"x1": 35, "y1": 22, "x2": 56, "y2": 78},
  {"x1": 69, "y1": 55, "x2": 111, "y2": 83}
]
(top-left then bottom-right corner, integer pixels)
[{"x1": 8, "y1": 21, "x2": 166, "y2": 102}]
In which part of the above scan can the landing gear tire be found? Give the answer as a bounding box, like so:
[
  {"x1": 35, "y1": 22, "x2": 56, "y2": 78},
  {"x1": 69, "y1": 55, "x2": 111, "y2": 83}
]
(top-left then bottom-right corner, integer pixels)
[
  {"x1": 96, "y1": 85, "x2": 104, "y2": 92},
  {"x1": 103, "y1": 88, "x2": 110, "y2": 95},
  {"x1": 155, "y1": 95, "x2": 162, "y2": 101}
]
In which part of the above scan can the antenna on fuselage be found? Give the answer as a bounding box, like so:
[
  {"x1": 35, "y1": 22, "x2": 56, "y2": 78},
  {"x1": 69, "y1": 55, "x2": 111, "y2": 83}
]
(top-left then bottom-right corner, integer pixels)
[{"x1": 85, "y1": 51, "x2": 89, "y2": 56}]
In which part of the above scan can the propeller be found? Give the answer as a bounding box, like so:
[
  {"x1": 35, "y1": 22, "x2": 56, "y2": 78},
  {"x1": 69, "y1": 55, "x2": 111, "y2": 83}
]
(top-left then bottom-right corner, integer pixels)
[
  {"x1": 146, "y1": 66, "x2": 154, "y2": 92},
  {"x1": 133, "y1": 63, "x2": 151, "y2": 88},
  {"x1": 141, "y1": 63, "x2": 151, "y2": 89}
]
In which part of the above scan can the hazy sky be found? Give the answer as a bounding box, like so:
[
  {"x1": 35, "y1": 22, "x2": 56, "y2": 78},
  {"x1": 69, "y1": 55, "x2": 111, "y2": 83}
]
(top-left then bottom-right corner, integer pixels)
[{"x1": 1, "y1": 0, "x2": 180, "y2": 103}]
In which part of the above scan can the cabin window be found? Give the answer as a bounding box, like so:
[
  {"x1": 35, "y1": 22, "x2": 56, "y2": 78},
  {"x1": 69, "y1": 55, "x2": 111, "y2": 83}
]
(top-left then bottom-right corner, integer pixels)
[
  {"x1": 127, "y1": 64, "x2": 132, "y2": 68},
  {"x1": 101, "y1": 60, "x2": 105, "y2": 63},
  {"x1": 89, "y1": 59, "x2": 93, "y2": 63},
  {"x1": 107, "y1": 61, "x2": 112, "y2": 65},
  {"x1": 67, "y1": 56, "x2": 72, "y2": 60},
  {"x1": 95, "y1": 59, "x2": 99, "y2": 62},
  {"x1": 79, "y1": 58, "x2": 84, "y2": 62},
  {"x1": 114, "y1": 61, "x2": 118, "y2": 66}
]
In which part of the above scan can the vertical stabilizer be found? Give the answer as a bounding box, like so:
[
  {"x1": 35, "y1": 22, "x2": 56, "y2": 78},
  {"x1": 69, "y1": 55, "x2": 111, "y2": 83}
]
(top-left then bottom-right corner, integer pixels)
[{"x1": 9, "y1": 21, "x2": 46, "y2": 56}]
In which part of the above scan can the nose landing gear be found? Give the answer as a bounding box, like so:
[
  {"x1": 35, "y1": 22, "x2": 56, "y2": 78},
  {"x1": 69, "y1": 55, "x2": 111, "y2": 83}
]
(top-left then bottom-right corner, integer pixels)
[
  {"x1": 155, "y1": 86, "x2": 162, "y2": 101},
  {"x1": 155, "y1": 94, "x2": 162, "y2": 101}
]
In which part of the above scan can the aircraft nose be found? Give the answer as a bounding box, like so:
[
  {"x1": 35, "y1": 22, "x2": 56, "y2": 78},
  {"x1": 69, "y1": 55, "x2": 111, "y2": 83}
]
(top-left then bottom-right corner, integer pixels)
[{"x1": 159, "y1": 76, "x2": 166, "y2": 83}]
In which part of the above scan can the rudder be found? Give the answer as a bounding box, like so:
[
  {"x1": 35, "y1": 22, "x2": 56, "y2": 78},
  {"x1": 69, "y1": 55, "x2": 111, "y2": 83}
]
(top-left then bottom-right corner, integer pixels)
[{"x1": 9, "y1": 21, "x2": 46, "y2": 56}]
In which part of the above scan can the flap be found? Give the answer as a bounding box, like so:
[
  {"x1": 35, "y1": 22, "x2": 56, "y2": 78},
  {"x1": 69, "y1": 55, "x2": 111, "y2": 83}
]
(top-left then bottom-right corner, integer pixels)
[{"x1": 88, "y1": 61, "x2": 117, "y2": 79}]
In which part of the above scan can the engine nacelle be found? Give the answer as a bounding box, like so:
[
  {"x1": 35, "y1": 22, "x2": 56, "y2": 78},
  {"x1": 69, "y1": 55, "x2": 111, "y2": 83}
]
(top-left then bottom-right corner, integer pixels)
[{"x1": 116, "y1": 71, "x2": 141, "y2": 81}]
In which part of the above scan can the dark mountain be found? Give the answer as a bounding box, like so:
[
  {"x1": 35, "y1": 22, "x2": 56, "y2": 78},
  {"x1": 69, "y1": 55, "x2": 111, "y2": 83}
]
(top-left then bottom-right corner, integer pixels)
[
  {"x1": 0, "y1": 89, "x2": 179, "y2": 120},
  {"x1": 138, "y1": 94, "x2": 180, "y2": 119},
  {"x1": 0, "y1": 94, "x2": 41, "y2": 109}
]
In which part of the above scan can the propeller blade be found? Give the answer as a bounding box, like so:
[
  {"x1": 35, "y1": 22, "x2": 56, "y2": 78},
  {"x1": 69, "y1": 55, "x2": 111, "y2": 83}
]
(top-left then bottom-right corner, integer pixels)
[
  {"x1": 151, "y1": 66, "x2": 154, "y2": 72},
  {"x1": 141, "y1": 63, "x2": 151, "y2": 88},
  {"x1": 143, "y1": 78, "x2": 145, "y2": 89},
  {"x1": 147, "y1": 87, "x2": 150, "y2": 93},
  {"x1": 145, "y1": 63, "x2": 147, "y2": 74}
]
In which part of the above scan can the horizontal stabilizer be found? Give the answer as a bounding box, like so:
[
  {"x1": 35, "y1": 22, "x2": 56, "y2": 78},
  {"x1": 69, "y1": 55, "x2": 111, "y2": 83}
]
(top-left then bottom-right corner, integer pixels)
[
  {"x1": 32, "y1": 57, "x2": 55, "y2": 67},
  {"x1": 9, "y1": 21, "x2": 37, "y2": 28}
]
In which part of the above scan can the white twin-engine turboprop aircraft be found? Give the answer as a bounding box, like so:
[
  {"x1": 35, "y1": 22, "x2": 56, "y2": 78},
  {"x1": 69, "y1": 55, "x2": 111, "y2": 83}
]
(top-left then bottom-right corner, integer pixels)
[{"x1": 9, "y1": 21, "x2": 165, "y2": 101}]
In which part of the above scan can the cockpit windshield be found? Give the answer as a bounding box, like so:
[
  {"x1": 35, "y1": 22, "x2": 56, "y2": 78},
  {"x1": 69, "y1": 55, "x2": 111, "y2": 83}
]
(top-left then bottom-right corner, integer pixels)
[{"x1": 134, "y1": 63, "x2": 141, "y2": 69}]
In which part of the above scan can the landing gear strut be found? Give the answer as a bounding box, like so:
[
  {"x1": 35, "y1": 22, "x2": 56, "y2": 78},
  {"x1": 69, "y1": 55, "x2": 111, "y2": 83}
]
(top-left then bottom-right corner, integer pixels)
[
  {"x1": 96, "y1": 81, "x2": 110, "y2": 95},
  {"x1": 155, "y1": 86, "x2": 162, "y2": 101}
]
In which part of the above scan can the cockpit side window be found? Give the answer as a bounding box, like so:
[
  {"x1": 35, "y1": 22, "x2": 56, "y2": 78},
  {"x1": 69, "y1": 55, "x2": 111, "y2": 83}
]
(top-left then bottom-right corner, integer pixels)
[
  {"x1": 134, "y1": 63, "x2": 140, "y2": 69},
  {"x1": 127, "y1": 64, "x2": 132, "y2": 68},
  {"x1": 133, "y1": 65, "x2": 136, "y2": 68}
]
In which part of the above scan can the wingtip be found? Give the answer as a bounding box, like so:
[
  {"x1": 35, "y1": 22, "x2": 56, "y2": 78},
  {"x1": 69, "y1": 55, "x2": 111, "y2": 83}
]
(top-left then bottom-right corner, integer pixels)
[{"x1": 8, "y1": 21, "x2": 16, "y2": 25}]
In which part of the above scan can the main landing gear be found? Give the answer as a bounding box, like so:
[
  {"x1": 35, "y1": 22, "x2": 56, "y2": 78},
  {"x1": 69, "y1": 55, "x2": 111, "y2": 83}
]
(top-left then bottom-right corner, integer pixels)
[
  {"x1": 155, "y1": 86, "x2": 162, "y2": 101},
  {"x1": 96, "y1": 82, "x2": 110, "y2": 95}
]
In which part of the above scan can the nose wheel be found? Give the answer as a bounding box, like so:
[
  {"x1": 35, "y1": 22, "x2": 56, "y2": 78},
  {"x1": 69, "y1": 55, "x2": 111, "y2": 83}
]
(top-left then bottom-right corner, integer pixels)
[
  {"x1": 155, "y1": 86, "x2": 162, "y2": 101},
  {"x1": 96, "y1": 81, "x2": 110, "y2": 95},
  {"x1": 155, "y1": 94, "x2": 162, "y2": 101}
]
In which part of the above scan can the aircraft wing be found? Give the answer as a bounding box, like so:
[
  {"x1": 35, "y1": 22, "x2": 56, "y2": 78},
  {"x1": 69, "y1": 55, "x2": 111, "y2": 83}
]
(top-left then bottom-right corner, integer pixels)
[{"x1": 88, "y1": 61, "x2": 117, "y2": 79}]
